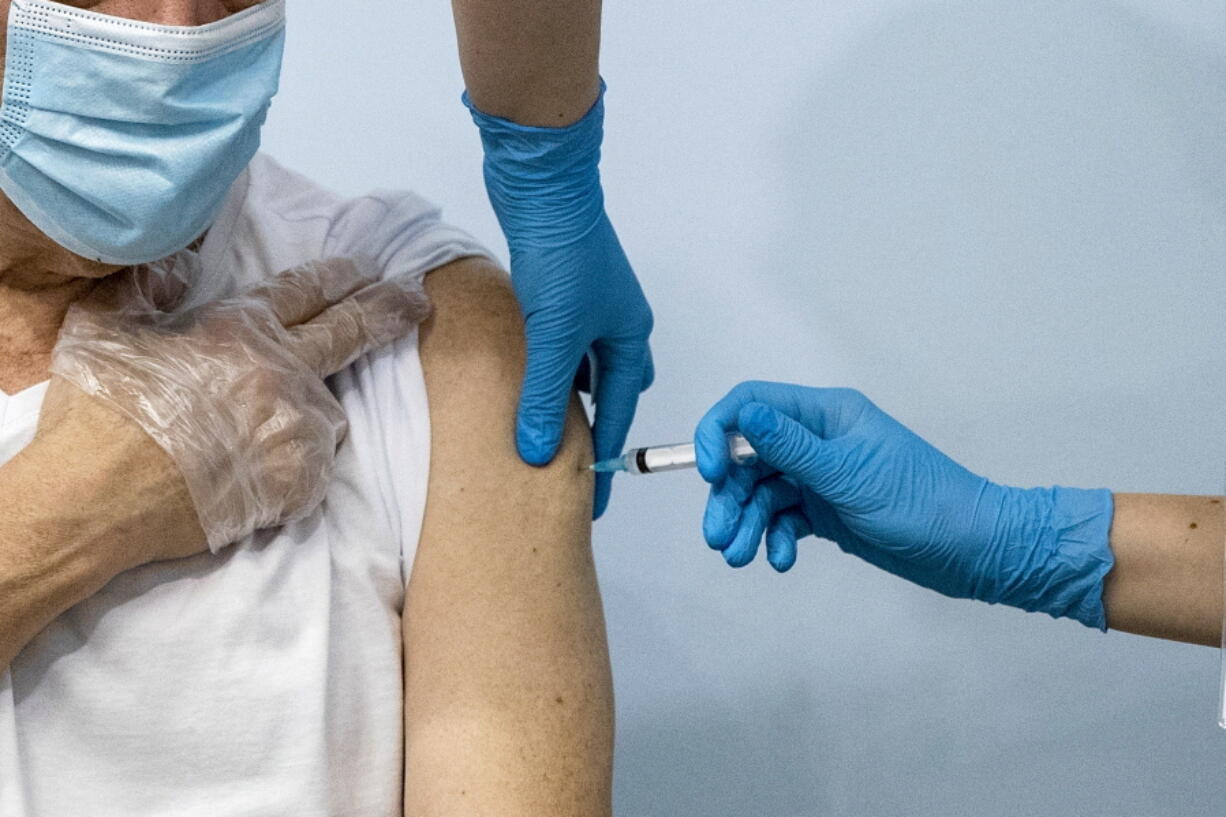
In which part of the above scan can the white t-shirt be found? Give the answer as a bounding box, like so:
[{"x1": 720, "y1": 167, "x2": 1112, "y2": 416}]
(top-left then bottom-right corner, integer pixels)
[{"x1": 0, "y1": 154, "x2": 491, "y2": 817}]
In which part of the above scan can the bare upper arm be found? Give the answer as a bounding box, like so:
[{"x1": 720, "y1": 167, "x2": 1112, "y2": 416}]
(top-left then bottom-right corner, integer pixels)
[{"x1": 403, "y1": 256, "x2": 613, "y2": 816}]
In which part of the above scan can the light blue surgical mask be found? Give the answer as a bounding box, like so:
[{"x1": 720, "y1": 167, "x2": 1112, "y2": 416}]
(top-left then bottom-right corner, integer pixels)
[{"x1": 0, "y1": 0, "x2": 286, "y2": 265}]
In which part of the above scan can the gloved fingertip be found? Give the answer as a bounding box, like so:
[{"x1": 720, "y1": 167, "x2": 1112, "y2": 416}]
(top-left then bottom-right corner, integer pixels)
[
  {"x1": 724, "y1": 546, "x2": 754, "y2": 569},
  {"x1": 703, "y1": 521, "x2": 732, "y2": 550},
  {"x1": 704, "y1": 524, "x2": 732, "y2": 551},
  {"x1": 516, "y1": 441, "x2": 556, "y2": 467},
  {"x1": 516, "y1": 419, "x2": 562, "y2": 466},
  {"x1": 767, "y1": 533, "x2": 798, "y2": 573},
  {"x1": 721, "y1": 522, "x2": 761, "y2": 568},
  {"x1": 765, "y1": 515, "x2": 804, "y2": 571},
  {"x1": 737, "y1": 401, "x2": 781, "y2": 441}
]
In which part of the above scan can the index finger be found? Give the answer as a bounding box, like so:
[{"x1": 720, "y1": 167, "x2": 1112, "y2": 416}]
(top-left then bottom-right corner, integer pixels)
[
  {"x1": 287, "y1": 274, "x2": 432, "y2": 377},
  {"x1": 245, "y1": 256, "x2": 380, "y2": 327}
]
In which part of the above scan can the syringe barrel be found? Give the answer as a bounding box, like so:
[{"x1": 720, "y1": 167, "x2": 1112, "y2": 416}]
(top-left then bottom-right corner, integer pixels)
[
  {"x1": 631, "y1": 442, "x2": 697, "y2": 474},
  {"x1": 628, "y1": 434, "x2": 756, "y2": 474}
]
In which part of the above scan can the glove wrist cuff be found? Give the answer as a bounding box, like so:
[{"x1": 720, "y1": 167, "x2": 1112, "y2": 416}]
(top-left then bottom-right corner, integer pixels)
[
  {"x1": 989, "y1": 485, "x2": 1115, "y2": 630},
  {"x1": 463, "y1": 78, "x2": 607, "y2": 166},
  {"x1": 464, "y1": 81, "x2": 608, "y2": 240}
]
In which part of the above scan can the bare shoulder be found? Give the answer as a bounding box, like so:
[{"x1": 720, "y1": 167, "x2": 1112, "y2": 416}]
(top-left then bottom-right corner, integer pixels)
[
  {"x1": 419, "y1": 255, "x2": 525, "y2": 372},
  {"x1": 417, "y1": 255, "x2": 593, "y2": 511}
]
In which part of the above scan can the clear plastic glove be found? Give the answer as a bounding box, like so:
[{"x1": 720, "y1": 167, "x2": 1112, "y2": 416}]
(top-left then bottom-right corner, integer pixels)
[
  {"x1": 695, "y1": 381, "x2": 1115, "y2": 629},
  {"x1": 51, "y1": 253, "x2": 431, "y2": 552},
  {"x1": 465, "y1": 81, "x2": 654, "y2": 519}
]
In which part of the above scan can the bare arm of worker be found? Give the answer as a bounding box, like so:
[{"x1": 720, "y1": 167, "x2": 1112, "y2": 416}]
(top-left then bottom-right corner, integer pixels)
[
  {"x1": 451, "y1": 0, "x2": 601, "y2": 125},
  {"x1": 1104, "y1": 493, "x2": 1224, "y2": 647},
  {"x1": 404, "y1": 258, "x2": 613, "y2": 815}
]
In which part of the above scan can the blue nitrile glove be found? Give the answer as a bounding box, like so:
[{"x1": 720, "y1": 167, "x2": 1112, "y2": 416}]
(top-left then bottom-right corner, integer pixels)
[
  {"x1": 694, "y1": 381, "x2": 1115, "y2": 630},
  {"x1": 465, "y1": 82, "x2": 654, "y2": 519}
]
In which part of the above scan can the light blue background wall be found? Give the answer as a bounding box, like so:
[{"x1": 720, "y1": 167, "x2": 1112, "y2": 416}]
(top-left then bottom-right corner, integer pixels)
[{"x1": 266, "y1": 2, "x2": 1226, "y2": 814}]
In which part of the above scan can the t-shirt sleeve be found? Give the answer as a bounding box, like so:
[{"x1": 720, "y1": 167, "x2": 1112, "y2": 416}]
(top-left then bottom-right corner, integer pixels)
[
  {"x1": 320, "y1": 190, "x2": 495, "y2": 583},
  {"x1": 321, "y1": 189, "x2": 495, "y2": 285}
]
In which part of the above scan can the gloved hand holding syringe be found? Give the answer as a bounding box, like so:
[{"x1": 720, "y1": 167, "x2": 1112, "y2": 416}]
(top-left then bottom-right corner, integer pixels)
[
  {"x1": 591, "y1": 433, "x2": 757, "y2": 475},
  {"x1": 598, "y1": 381, "x2": 1116, "y2": 616}
]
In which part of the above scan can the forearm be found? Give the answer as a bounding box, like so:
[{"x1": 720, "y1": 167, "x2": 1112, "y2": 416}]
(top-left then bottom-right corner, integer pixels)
[
  {"x1": 1103, "y1": 493, "x2": 1224, "y2": 646},
  {"x1": 0, "y1": 399, "x2": 199, "y2": 670},
  {"x1": 0, "y1": 445, "x2": 131, "y2": 670},
  {"x1": 451, "y1": 0, "x2": 601, "y2": 125}
]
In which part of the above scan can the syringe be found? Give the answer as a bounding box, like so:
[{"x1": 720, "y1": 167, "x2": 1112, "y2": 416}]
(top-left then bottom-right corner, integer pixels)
[{"x1": 590, "y1": 433, "x2": 757, "y2": 475}]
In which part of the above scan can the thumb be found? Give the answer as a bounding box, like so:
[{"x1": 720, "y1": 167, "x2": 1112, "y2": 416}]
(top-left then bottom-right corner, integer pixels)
[
  {"x1": 517, "y1": 316, "x2": 585, "y2": 466},
  {"x1": 737, "y1": 402, "x2": 847, "y2": 497}
]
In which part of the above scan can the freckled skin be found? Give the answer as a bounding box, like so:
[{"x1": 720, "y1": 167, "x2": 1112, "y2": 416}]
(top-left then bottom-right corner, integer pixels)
[
  {"x1": 405, "y1": 258, "x2": 612, "y2": 815},
  {"x1": 1104, "y1": 494, "x2": 1224, "y2": 646}
]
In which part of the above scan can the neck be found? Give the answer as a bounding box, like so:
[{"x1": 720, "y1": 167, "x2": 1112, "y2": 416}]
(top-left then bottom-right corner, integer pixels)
[
  {"x1": 0, "y1": 243, "x2": 116, "y2": 395},
  {"x1": 0, "y1": 192, "x2": 123, "y2": 393},
  {"x1": 0, "y1": 272, "x2": 99, "y2": 395}
]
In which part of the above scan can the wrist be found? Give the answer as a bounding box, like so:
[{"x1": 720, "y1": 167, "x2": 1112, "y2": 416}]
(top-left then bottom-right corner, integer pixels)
[
  {"x1": 980, "y1": 484, "x2": 1115, "y2": 629},
  {"x1": 27, "y1": 394, "x2": 204, "y2": 568},
  {"x1": 465, "y1": 81, "x2": 608, "y2": 242}
]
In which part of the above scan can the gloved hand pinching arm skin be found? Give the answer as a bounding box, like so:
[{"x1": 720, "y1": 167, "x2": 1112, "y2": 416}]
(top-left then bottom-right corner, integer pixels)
[
  {"x1": 697, "y1": 381, "x2": 1225, "y2": 643},
  {"x1": 464, "y1": 86, "x2": 653, "y2": 519},
  {"x1": 451, "y1": 0, "x2": 653, "y2": 518},
  {"x1": 0, "y1": 256, "x2": 428, "y2": 671}
]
